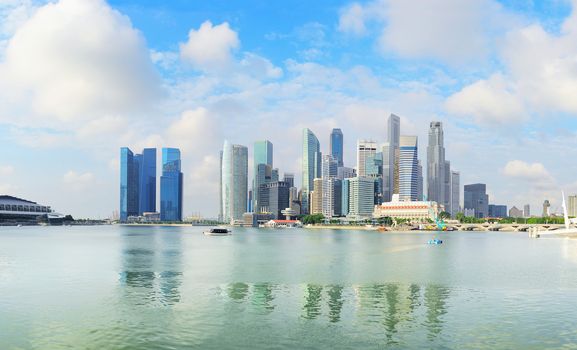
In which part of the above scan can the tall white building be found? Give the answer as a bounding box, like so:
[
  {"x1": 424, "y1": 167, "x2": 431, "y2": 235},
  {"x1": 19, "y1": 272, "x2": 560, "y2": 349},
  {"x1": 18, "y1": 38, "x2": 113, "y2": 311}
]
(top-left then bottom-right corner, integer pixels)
[
  {"x1": 356, "y1": 140, "x2": 377, "y2": 177},
  {"x1": 385, "y1": 114, "x2": 400, "y2": 201},
  {"x1": 321, "y1": 155, "x2": 338, "y2": 218},
  {"x1": 399, "y1": 136, "x2": 419, "y2": 201},
  {"x1": 568, "y1": 195, "x2": 577, "y2": 217},
  {"x1": 347, "y1": 176, "x2": 375, "y2": 219},
  {"x1": 427, "y1": 121, "x2": 446, "y2": 205},
  {"x1": 450, "y1": 171, "x2": 460, "y2": 217},
  {"x1": 302, "y1": 128, "x2": 321, "y2": 214},
  {"x1": 221, "y1": 141, "x2": 248, "y2": 223}
]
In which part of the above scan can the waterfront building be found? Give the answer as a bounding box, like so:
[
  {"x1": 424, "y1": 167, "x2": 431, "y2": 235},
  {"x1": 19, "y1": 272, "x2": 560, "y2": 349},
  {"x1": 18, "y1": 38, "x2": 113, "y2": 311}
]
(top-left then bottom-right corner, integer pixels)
[
  {"x1": 258, "y1": 181, "x2": 290, "y2": 219},
  {"x1": 464, "y1": 183, "x2": 488, "y2": 218},
  {"x1": 427, "y1": 121, "x2": 446, "y2": 206},
  {"x1": 0, "y1": 195, "x2": 63, "y2": 224},
  {"x1": 509, "y1": 206, "x2": 523, "y2": 218},
  {"x1": 450, "y1": 171, "x2": 460, "y2": 217},
  {"x1": 543, "y1": 200, "x2": 551, "y2": 217},
  {"x1": 382, "y1": 142, "x2": 392, "y2": 201},
  {"x1": 347, "y1": 176, "x2": 375, "y2": 219},
  {"x1": 160, "y1": 148, "x2": 183, "y2": 222},
  {"x1": 417, "y1": 161, "x2": 423, "y2": 201},
  {"x1": 221, "y1": 141, "x2": 248, "y2": 223},
  {"x1": 443, "y1": 161, "x2": 451, "y2": 212},
  {"x1": 337, "y1": 166, "x2": 356, "y2": 180},
  {"x1": 568, "y1": 195, "x2": 577, "y2": 217},
  {"x1": 253, "y1": 140, "x2": 273, "y2": 212},
  {"x1": 398, "y1": 136, "x2": 418, "y2": 201},
  {"x1": 243, "y1": 212, "x2": 275, "y2": 227},
  {"x1": 120, "y1": 147, "x2": 157, "y2": 222},
  {"x1": 488, "y1": 204, "x2": 507, "y2": 218},
  {"x1": 373, "y1": 194, "x2": 441, "y2": 221},
  {"x1": 311, "y1": 178, "x2": 323, "y2": 215},
  {"x1": 386, "y1": 114, "x2": 401, "y2": 200},
  {"x1": 357, "y1": 140, "x2": 377, "y2": 177},
  {"x1": 524, "y1": 204, "x2": 530, "y2": 218},
  {"x1": 302, "y1": 128, "x2": 321, "y2": 214},
  {"x1": 342, "y1": 178, "x2": 350, "y2": 216},
  {"x1": 322, "y1": 155, "x2": 338, "y2": 218},
  {"x1": 330, "y1": 128, "x2": 344, "y2": 167}
]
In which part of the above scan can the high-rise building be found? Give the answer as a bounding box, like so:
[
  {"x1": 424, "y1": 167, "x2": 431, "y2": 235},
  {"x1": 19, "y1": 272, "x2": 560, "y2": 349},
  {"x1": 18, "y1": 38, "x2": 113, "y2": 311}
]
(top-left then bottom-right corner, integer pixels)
[
  {"x1": 311, "y1": 178, "x2": 323, "y2": 215},
  {"x1": 347, "y1": 176, "x2": 375, "y2": 219},
  {"x1": 417, "y1": 161, "x2": 424, "y2": 201},
  {"x1": 258, "y1": 181, "x2": 290, "y2": 219},
  {"x1": 464, "y1": 183, "x2": 488, "y2": 218},
  {"x1": 387, "y1": 114, "x2": 401, "y2": 198},
  {"x1": 489, "y1": 204, "x2": 507, "y2": 218},
  {"x1": 524, "y1": 204, "x2": 530, "y2": 218},
  {"x1": 399, "y1": 136, "x2": 418, "y2": 201},
  {"x1": 382, "y1": 142, "x2": 391, "y2": 201},
  {"x1": 330, "y1": 128, "x2": 344, "y2": 167},
  {"x1": 450, "y1": 171, "x2": 460, "y2": 217},
  {"x1": 443, "y1": 161, "x2": 451, "y2": 213},
  {"x1": 222, "y1": 141, "x2": 248, "y2": 222},
  {"x1": 120, "y1": 147, "x2": 138, "y2": 222},
  {"x1": 160, "y1": 148, "x2": 183, "y2": 221},
  {"x1": 120, "y1": 147, "x2": 157, "y2": 222},
  {"x1": 427, "y1": 122, "x2": 446, "y2": 206},
  {"x1": 342, "y1": 178, "x2": 350, "y2": 216},
  {"x1": 357, "y1": 140, "x2": 377, "y2": 177},
  {"x1": 219, "y1": 150, "x2": 223, "y2": 221},
  {"x1": 321, "y1": 155, "x2": 338, "y2": 218},
  {"x1": 283, "y1": 173, "x2": 295, "y2": 188},
  {"x1": 253, "y1": 140, "x2": 273, "y2": 212},
  {"x1": 302, "y1": 129, "x2": 321, "y2": 214},
  {"x1": 568, "y1": 195, "x2": 577, "y2": 217},
  {"x1": 337, "y1": 166, "x2": 356, "y2": 180}
]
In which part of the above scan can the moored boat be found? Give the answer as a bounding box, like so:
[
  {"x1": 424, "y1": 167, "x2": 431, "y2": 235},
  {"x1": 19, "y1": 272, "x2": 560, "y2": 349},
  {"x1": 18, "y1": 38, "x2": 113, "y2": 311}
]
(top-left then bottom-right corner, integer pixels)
[{"x1": 203, "y1": 227, "x2": 231, "y2": 236}]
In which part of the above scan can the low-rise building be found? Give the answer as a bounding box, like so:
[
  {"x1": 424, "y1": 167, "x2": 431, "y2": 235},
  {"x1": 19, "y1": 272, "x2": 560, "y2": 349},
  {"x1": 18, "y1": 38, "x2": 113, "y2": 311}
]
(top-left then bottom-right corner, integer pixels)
[
  {"x1": 373, "y1": 194, "x2": 440, "y2": 221},
  {"x1": 0, "y1": 195, "x2": 64, "y2": 224}
]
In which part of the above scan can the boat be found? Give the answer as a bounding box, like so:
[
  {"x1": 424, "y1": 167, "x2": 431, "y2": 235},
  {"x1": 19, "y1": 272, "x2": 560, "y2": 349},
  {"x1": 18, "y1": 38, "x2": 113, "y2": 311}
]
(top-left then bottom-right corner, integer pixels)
[
  {"x1": 428, "y1": 238, "x2": 443, "y2": 245},
  {"x1": 203, "y1": 227, "x2": 231, "y2": 236}
]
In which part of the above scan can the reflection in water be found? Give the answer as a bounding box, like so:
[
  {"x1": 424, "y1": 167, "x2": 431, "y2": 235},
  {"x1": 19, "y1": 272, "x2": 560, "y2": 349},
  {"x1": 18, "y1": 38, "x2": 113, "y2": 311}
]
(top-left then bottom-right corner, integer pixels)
[
  {"x1": 424, "y1": 284, "x2": 449, "y2": 339},
  {"x1": 252, "y1": 283, "x2": 275, "y2": 312},
  {"x1": 327, "y1": 285, "x2": 344, "y2": 323},
  {"x1": 228, "y1": 282, "x2": 249, "y2": 301},
  {"x1": 302, "y1": 284, "x2": 323, "y2": 320},
  {"x1": 119, "y1": 229, "x2": 183, "y2": 306}
]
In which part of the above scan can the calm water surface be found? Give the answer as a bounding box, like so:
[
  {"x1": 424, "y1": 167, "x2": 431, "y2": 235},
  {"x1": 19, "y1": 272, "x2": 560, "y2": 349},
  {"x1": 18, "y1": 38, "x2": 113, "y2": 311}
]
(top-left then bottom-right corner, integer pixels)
[{"x1": 1, "y1": 226, "x2": 577, "y2": 349}]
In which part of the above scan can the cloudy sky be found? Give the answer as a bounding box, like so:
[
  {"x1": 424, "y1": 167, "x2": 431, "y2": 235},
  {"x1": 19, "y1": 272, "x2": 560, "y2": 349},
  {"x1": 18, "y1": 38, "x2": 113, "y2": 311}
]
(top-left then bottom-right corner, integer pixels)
[{"x1": 1, "y1": 0, "x2": 577, "y2": 218}]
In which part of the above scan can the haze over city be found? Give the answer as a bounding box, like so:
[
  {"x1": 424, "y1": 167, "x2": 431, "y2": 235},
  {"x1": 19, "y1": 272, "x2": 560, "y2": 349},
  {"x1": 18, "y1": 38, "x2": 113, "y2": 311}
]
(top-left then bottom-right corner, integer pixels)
[{"x1": 2, "y1": 0, "x2": 577, "y2": 218}]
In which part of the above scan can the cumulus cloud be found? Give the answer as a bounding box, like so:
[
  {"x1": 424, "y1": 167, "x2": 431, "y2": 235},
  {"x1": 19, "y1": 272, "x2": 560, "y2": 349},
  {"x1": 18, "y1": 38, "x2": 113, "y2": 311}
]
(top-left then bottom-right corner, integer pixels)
[
  {"x1": 503, "y1": 160, "x2": 554, "y2": 183},
  {"x1": 445, "y1": 74, "x2": 526, "y2": 124},
  {"x1": 63, "y1": 170, "x2": 95, "y2": 189},
  {"x1": 0, "y1": 0, "x2": 161, "y2": 123},
  {"x1": 179, "y1": 21, "x2": 239, "y2": 70},
  {"x1": 338, "y1": 3, "x2": 367, "y2": 35}
]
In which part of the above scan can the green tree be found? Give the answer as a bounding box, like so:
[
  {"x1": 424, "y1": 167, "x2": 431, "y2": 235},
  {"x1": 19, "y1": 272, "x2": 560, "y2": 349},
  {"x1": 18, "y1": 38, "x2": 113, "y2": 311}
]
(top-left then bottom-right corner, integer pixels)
[{"x1": 438, "y1": 211, "x2": 451, "y2": 220}]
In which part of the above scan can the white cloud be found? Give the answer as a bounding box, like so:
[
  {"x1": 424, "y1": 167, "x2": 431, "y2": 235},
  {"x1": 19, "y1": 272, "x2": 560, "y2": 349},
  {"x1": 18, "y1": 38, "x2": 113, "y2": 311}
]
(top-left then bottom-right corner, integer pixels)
[
  {"x1": 338, "y1": 3, "x2": 367, "y2": 35},
  {"x1": 503, "y1": 160, "x2": 554, "y2": 183},
  {"x1": 0, "y1": 0, "x2": 161, "y2": 123},
  {"x1": 0, "y1": 165, "x2": 14, "y2": 176},
  {"x1": 62, "y1": 170, "x2": 95, "y2": 189},
  {"x1": 445, "y1": 74, "x2": 526, "y2": 124},
  {"x1": 179, "y1": 21, "x2": 239, "y2": 70},
  {"x1": 239, "y1": 53, "x2": 283, "y2": 80}
]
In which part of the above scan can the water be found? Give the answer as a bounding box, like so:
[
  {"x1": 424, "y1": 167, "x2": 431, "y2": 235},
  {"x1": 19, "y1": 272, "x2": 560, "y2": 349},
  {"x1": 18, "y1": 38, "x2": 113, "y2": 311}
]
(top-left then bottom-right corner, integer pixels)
[{"x1": 1, "y1": 226, "x2": 577, "y2": 349}]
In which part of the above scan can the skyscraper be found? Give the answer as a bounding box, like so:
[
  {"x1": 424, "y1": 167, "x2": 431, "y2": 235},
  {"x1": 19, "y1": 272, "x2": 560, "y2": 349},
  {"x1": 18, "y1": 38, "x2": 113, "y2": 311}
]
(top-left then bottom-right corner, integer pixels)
[
  {"x1": 427, "y1": 121, "x2": 446, "y2": 205},
  {"x1": 302, "y1": 128, "x2": 321, "y2": 214},
  {"x1": 330, "y1": 128, "x2": 344, "y2": 167},
  {"x1": 385, "y1": 114, "x2": 400, "y2": 201},
  {"x1": 443, "y1": 161, "x2": 451, "y2": 213},
  {"x1": 347, "y1": 177, "x2": 375, "y2": 219},
  {"x1": 464, "y1": 183, "x2": 488, "y2": 218},
  {"x1": 258, "y1": 181, "x2": 290, "y2": 219},
  {"x1": 357, "y1": 140, "x2": 377, "y2": 177},
  {"x1": 283, "y1": 173, "x2": 295, "y2": 188},
  {"x1": 138, "y1": 148, "x2": 157, "y2": 214},
  {"x1": 222, "y1": 141, "x2": 248, "y2": 222},
  {"x1": 160, "y1": 148, "x2": 183, "y2": 222},
  {"x1": 253, "y1": 140, "x2": 273, "y2": 212},
  {"x1": 450, "y1": 171, "x2": 460, "y2": 217},
  {"x1": 120, "y1": 147, "x2": 157, "y2": 222},
  {"x1": 219, "y1": 150, "x2": 223, "y2": 221},
  {"x1": 399, "y1": 136, "x2": 418, "y2": 201},
  {"x1": 524, "y1": 204, "x2": 530, "y2": 218},
  {"x1": 321, "y1": 155, "x2": 338, "y2": 218},
  {"x1": 417, "y1": 160, "x2": 424, "y2": 201}
]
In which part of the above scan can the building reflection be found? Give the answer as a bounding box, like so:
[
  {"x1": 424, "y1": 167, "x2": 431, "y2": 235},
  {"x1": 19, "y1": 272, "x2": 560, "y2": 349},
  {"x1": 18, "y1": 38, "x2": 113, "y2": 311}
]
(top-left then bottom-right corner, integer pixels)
[
  {"x1": 302, "y1": 284, "x2": 323, "y2": 320},
  {"x1": 424, "y1": 284, "x2": 449, "y2": 339},
  {"x1": 327, "y1": 285, "x2": 344, "y2": 323},
  {"x1": 252, "y1": 283, "x2": 275, "y2": 312},
  {"x1": 119, "y1": 228, "x2": 183, "y2": 306}
]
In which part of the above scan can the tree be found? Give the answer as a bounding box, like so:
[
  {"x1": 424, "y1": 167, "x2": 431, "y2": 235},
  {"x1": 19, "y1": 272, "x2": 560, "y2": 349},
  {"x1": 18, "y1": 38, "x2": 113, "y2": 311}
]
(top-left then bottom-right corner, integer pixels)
[{"x1": 439, "y1": 211, "x2": 451, "y2": 220}]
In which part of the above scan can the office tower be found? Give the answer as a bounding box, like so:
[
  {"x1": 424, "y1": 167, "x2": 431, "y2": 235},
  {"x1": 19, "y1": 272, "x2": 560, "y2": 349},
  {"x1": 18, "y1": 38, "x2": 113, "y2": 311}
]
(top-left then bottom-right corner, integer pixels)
[
  {"x1": 509, "y1": 206, "x2": 523, "y2": 218},
  {"x1": 427, "y1": 121, "x2": 446, "y2": 205},
  {"x1": 450, "y1": 171, "x2": 460, "y2": 217},
  {"x1": 337, "y1": 166, "x2": 356, "y2": 180},
  {"x1": 321, "y1": 155, "x2": 338, "y2": 218},
  {"x1": 464, "y1": 183, "x2": 488, "y2": 218},
  {"x1": 222, "y1": 141, "x2": 248, "y2": 222},
  {"x1": 399, "y1": 136, "x2": 418, "y2": 201},
  {"x1": 443, "y1": 161, "x2": 451, "y2": 212},
  {"x1": 283, "y1": 173, "x2": 295, "y2": 188},
  {"x1": 524, "y1": 204, "x2": 530, "y2": 218},
  {"x1": 356, "y1": 140, "x2": 377, "y2": 176},
  {"x1": 382, "y1": 142, "x2": 391, "y2": 201},
  {"x1": 160, "y1": 148, "x2": 183, "y2": 221},
  {"x1": 417, "y1": 161, "x2": 424, "y2": 201},
  {"x1": 568, "y1": 195, "x2": 577, "y2": 217},
  {"x1": 311, "y1": 178, "x2": 323, "y2": 215},
  {"x1": 258, "y1": 181, "x2": 290, "y2": 219},
  {"x1": 330, "y1": 128, "x2": 344, "y2": 167},
  {"x1": 542, "y1": 200, "x2": 551, "y2": 217},
  {"x1": 253, "y1": 140, "x2": 273, "y2": 212},
  {"x1": 138, "y1": 148, "x2": 157, "y2": 214},
  {"x1": 386, "y1": 114, "x2": 400, "y2": 200},
  {"x1": 120, "y1": 147, "x2": 138, "y2": 222},
  {"x1": 348, "y1": 176, "x2": 375, "y2": 218},
  {"x1": 302, "y1": 128, "x2": 321, "y2": 214},
  {"x1": 342, "y1": 178, "x2": 350, "y2": 216},
  {"x1": 333, "y1": 179, "x2": 342, "y2": 217},
  {"x1": 488, "y1": 204, "x2": 507, "y2": 218},
  {"x1": 271, "y1": 168, "x2": 279, "y2": 182}
]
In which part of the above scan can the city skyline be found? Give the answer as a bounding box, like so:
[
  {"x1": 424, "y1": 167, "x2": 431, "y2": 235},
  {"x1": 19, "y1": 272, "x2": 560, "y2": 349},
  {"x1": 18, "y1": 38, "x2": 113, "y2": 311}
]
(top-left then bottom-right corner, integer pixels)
[{"x1": 2, "y1": 0, "x2": 577, "y2": 218}]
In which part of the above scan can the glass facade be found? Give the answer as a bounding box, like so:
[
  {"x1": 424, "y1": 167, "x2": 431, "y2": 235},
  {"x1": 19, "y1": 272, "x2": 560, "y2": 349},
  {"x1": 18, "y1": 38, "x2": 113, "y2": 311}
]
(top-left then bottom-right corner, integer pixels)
[
  {"x1": 399, "y1": 136, "x2": 418, "y2": 202},
  {"x1": 160, "y1": 148, "x2": 183, "y2": 221},
  {"x1": 301, "y1": 128, "x2": 321, "y2": 215},
  {"x1": 253, "y1": 140, "x2": 273, "y2": 212},
  {"x1": 120, "y1": 147, "x2": 139, "y2": 222},
  {"x1": 464, "y1": 183, "x2": 488, "y2": 218},
  {"x1": 139, "y1": 148, "x2": 157, "y2": 214},
  {"x1": 330, "y1": 128, "x2": 344, "y2": 167},
  {"x1": 222, "y1": 141, "x2": 248, "y2": 222}
]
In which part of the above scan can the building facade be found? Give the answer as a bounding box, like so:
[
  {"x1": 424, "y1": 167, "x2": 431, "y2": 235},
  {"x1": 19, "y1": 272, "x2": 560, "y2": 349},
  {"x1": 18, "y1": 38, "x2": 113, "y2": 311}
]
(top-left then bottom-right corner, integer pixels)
[
  {"x1": 253, "y1": 140, "x2": 273, "y2": 212},
  {"x1": 427, "y1": 121, "x2": 446, "y2": 206},
  {"x1": 356, "y1": 140, "x2": 377, "y2": 177},
  {"x1": 120, "y1": 147, "x2": 157, "y2": 222},
  {"x1": 347, "y1": 176, "x2": 375, "y2": 219},
  {"x1": 386, "y1": 114, "x2": 401, "y2": 201},
  {"x1": 464, "y1": 183, "x2": 489, "y2": 218},
  {"x1": 330, "y1": 128, "x2": 344, "y2": 167},
  {"x1": 450, "y1": 171, "x2": 460, "y2": 217},
  {"x1": 258, "y1": 181, "x2": 290, "y2": 219},
  {"x1": 399, "y1": 136, "x2": 418, "y2": 201},
  {"x1": 488, "y1": 204, "x2": 507, "y2": 218},
  {"x1": 311, "y1": 178, "x2": 323, "y2": 215},
  {"x1": 524, "y1": 204, "x2": 530, "y2": 218},
  {"x1": 373, "y1": 196, "x2": 441, "y2": 221},
  {"x1": 568, "y1": 195, "x2": 577, "y2": 217},
  {"x1": 509, "y1": 206, "x2": 524, "y2": 218},
  {"x1": 160, "y1": 148, "x2": 183, "y2": 221},
  {"x1": 301, "y1": 128, "x2": 321, "y2": 215},
  {"x1": 221, "y1": 141, "x2": 248, "y2": 223}
]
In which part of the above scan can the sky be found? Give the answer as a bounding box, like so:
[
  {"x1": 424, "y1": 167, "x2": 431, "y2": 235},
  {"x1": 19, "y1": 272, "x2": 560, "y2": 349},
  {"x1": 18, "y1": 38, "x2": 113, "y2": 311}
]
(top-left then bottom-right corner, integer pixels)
[{"x1": 1, "y1": 0, "x2": 577, "y2": 218}]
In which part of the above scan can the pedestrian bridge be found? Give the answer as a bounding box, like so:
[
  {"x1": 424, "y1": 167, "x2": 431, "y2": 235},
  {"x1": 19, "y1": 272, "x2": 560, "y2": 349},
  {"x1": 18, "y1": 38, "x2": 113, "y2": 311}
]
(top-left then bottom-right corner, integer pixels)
[{"x1": 447, "y1": 223, "x2": 568, "y2": 232}]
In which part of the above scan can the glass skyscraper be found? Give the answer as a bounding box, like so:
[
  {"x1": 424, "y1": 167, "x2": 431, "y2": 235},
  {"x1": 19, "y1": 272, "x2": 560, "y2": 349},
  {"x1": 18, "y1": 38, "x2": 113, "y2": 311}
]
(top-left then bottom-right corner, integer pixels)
[
  {"x1": 253, "y1": 140, "x2": 273, "y2": 212},
  {"x1": 222, "y1": 141, "x2": 248, "y2": 222},
  {"x1": 427, "y1": 121, "x2": 446, "y2": 205},
  {"x1": 120, "y1": 147, "x2": 157, "y2": 222},
  {"x1": 399, "y1": 136, "x2": 418, "y2": 201},
  {"x1": 160, "y1": 148, "x2": 183, "y2": 222},
  {"x1": 330, "y1": 128, "x2": 344, "y2": 167},
  {"x1": 385, "y1": 114, "x2": 400, "y2": 202},
  {"x1": 301, "y1": 128, "x2": 321, "y2": 215}
]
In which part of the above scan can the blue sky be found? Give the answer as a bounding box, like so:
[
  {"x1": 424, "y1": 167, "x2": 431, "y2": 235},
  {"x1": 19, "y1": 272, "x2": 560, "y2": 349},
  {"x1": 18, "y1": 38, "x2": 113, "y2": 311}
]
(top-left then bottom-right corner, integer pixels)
[{"x1": 1, "y1": 0, "x2": 577, "y2": 218}]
